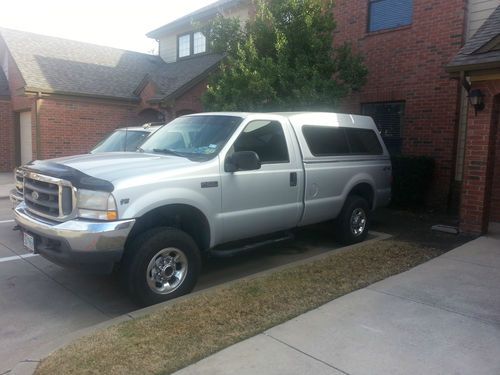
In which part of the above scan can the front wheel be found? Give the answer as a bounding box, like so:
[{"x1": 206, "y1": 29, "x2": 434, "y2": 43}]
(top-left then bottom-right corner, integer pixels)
[
  {"x1": 335, "y1": 195, "x2": 370, "y2": 245},
  {"x1": 122, "y1": 227, "x2": 201, "y2": 306}
]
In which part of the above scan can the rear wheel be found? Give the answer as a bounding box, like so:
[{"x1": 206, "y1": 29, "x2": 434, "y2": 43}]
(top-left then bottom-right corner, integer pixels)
[
  {"x1": 122, "y1": 227, "x2": 201, "y2": 306},
  {"x1": 335, "y1": 195, "x2": 370, "y2": 245}
]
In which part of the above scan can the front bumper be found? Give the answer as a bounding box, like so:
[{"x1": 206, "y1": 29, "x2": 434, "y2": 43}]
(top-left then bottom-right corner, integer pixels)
[{"x1": 14, "y1": 202, "x2": 135, "y2": 273}]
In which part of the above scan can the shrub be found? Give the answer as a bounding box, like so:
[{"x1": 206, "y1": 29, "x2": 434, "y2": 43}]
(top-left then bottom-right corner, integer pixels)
[{"x1": 390, "y1": 155, "x2": 435, "y2": 209}]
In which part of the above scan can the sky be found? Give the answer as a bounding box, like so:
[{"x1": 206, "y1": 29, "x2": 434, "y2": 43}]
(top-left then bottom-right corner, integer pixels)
[{"x1": 0, "y1": 0, "x2": 218, "y2": 54}]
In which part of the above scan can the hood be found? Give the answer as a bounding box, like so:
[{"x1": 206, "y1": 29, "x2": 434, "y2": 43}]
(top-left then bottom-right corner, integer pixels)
[{"x1": 24, "y1": 152, "x2": 204, "y2": 191}]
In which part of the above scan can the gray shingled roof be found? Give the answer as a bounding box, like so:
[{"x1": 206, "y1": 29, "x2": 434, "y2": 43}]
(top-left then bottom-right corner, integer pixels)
[
  {"x1": 0, "y1": 28, "x2": 221, "y2": 101},
  {"x1": 0, "y1": 68, "x2": 9, "y2": 97},
  {"x1": 148, "y1": 54, "x2": 223, "y2": 100},
  {"x1": 147, "y1": 0, "x2": 244, "y2": 38},
  {"x1": 447, "y1": 5, "x2": 500, "y2": 72}
]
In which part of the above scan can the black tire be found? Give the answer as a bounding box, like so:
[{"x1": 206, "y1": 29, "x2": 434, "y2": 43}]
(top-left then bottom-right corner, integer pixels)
[
  {"x1": 122, "y1": 227, "x2": 201, "y2": 306},
  {"x1": 335, "y1": 195, "x2": 370, "y2": 245}
]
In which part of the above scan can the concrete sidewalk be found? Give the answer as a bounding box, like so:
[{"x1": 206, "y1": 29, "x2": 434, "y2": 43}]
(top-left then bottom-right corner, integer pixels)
[
  {"x1": 175, "y1": 234, "x2": 500, "y2": 375},
  {"x1": 0, "y1": 171, "x2": 15, "y2": 199}
]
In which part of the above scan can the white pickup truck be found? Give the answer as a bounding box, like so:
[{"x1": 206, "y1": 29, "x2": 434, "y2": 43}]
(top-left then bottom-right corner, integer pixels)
[{"x1": 13, "y1": 112, "x2": 391, "y2": 305}]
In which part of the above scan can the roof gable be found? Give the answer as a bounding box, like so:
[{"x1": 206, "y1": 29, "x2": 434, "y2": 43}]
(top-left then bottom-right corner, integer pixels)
[
  {"x1": 0, "y1": 28, "x2": 221, "y2": 101},
  {"x1": 0, "y1": 28, "x2": 163, "y2": 100},
  {"x1": 147, "y1": 0, "x2": 244, "y2": 39},
  {"x1": 447, "y1": 5, "x2": 500, "y2": 72}
]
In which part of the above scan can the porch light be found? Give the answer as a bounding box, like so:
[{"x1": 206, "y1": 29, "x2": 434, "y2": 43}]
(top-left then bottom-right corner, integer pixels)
[{"x1": 468, "y1": 89, "x2": 485, "y2": 115}]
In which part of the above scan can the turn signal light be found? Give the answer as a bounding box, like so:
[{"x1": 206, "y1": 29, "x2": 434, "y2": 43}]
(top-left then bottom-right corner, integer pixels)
[{"x1": 107, "y1": 211, "x2": 118, "y2": 221}]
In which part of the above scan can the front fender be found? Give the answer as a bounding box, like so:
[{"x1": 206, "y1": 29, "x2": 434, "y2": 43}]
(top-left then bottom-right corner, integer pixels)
[{"x1": 117, "y1": 187, "x2": 218, "y2": 246}]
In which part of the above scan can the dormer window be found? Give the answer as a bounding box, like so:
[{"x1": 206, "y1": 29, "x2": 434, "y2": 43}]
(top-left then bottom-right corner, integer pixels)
[
  {"x1": 178, "y1": 34, "x2": 191, "y2": 58},
  {"x1": 178, "y1": 32, "x2": 207, "y2": 59},
  {"x1": 193, "y1": 32, "x2": 206, "y2": 54}
]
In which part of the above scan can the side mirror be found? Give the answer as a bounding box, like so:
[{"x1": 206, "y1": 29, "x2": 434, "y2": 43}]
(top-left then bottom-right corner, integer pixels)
[{"x1": 225, "y1": 151, "x2": 261, "y2": 172}]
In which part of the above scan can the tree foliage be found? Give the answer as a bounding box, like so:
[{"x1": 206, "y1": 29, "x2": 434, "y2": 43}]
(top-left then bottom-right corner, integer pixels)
[{"x1": 202, "y1": 0, "x2": 368, "y2": 111}]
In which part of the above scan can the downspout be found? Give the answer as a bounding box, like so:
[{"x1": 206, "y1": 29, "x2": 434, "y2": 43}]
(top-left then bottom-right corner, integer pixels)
[
  {"x1": 450, "y1": 72, "x2": 469, "y2": 214},
  {"x1": 35, "y1": 92, "x2": 42, "y2": 159},
  {"x1": 455, "y1": 72, "x2": 469, "y2": 182}
]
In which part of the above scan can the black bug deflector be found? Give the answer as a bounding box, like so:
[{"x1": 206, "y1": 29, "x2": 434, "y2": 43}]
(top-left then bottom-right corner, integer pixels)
[{"x1": 24, "y1": 160, "x2": 114, "y2": 192}]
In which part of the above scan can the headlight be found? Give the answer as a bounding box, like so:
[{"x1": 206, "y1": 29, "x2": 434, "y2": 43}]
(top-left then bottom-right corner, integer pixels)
[{"x1": 77, "y1": 189, "x2": 118, "y2": 221}]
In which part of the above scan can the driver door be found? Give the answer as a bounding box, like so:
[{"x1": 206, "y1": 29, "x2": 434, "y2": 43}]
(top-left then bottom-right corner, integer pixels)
[{"x1": 219, "y1": 119, "x2": 302, "y2": 243}]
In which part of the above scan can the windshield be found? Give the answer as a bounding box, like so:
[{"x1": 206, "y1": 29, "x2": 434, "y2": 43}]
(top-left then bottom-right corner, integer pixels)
[
  {"x1": 140, "y1": 115, "x2": 243, "y2": 159},
  {"x1": 91, "y1": 130, "x2": 151, "y2": 153}
]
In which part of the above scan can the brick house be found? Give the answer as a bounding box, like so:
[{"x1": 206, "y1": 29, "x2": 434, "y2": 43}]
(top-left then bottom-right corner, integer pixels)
[
  {"x1": 447, "y1": 5, "x2": 500, "y2": 234},
  {"x1": 331, "y1": 0, "x2": 500, "y2": 235},
  {"x1": 0, "y1": 28, "x2": 222, "y2": 168},
  {"x1": 1, "y1": 0, "x2": 499, "y2": 234},
  {"x1": 332, "y1": 0, "x2": 468, "y2": 211}
]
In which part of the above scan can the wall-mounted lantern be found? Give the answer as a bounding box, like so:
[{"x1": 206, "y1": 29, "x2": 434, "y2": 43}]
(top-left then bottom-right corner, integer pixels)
[{"x1": 468, "y1": 89, "x2": 485, "y2": 116}]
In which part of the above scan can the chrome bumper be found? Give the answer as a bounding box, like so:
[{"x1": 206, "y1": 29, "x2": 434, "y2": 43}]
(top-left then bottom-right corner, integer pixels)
[{"x1": 14, "y1": 202, "x2": 135, "y2": 271}]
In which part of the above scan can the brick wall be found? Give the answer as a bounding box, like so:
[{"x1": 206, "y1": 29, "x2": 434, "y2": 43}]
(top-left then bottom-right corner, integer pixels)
[
  {"x1": 460, "y1": 80, "x2": 500, "y2": 233},
  {"x1": 137, "y1": 79, "x2": 204, "y2": 122},
  {"x1": 4, "y1": 47, "x2": 37, "y2": 162},
  {"x1": 334, "y1": 0, "x2": 466, "y2": 208},
  {"x1": 173, "y1": 79, "x2": 207, "y2": 116},
  {"x1": 37, "y1": 97, "x2": 141, "y2": 159},
  {"x1": 0, "y1": 99, "x2": 15, "y2": 171}
]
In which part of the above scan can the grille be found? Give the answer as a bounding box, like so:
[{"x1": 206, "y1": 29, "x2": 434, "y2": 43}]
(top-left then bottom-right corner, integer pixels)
[
  {"x1": 23, "y1": 172, "x2": 75, "y2": 221},
  {"x1": 15, "y1": 169, "x2": 24, "y2": 198}
]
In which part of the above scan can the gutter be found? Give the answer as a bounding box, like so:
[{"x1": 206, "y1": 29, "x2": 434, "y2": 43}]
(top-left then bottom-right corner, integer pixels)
[
  {"x1": 445, "y1": 60, "x2": 500, "y2": 74},
  {"x1": 23, "y1": 87, "x2": 140, "y2": 103}
]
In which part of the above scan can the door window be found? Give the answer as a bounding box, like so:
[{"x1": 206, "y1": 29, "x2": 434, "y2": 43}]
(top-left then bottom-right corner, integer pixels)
[{"x1": 233, "y1": 120, "x2": 289, "y2": 164}]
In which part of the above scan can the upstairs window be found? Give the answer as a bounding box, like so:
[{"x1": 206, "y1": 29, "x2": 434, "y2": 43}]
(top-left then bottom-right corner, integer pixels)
[
  {"x1": 178, "y1": 32, "x2": 207, "y2": 59},
  {"x1": 178, "y1": 34, "x2": 191, "y2": 58},
  {"x1": 368, "y1": 0, "x2": 413, "y2": 32},
  {"x1": 193, "y1": 32, "x2": 206, "y2": 54}
]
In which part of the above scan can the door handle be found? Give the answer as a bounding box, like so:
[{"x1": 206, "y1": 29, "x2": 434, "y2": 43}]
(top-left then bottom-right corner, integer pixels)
[{"x1": 290, "y1": 172, "x2": 297, "y2": 187}]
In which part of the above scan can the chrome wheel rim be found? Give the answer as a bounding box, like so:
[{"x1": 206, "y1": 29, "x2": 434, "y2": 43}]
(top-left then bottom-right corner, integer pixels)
[
  {"x1": 350, "y1": 208, "x2": 367, "y2": 236},
  {"x1": 146, "y1": 248, "x2": 188, "y2": 294}
]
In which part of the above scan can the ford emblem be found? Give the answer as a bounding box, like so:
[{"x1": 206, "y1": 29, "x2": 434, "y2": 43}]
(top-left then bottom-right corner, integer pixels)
[{"x1": 31, "y1": 191, "x2": 40, "y2": 201}]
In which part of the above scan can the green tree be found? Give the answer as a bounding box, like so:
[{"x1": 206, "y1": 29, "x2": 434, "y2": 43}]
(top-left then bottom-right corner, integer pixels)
[{"x1": 202, "y1": 0, "x2": 367, "y2": 112}]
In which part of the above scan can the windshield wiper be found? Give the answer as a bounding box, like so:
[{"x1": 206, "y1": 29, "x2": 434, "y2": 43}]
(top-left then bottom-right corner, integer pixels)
[{"x1": 152, "y1": 148, "x2": 187, "y2": 158}]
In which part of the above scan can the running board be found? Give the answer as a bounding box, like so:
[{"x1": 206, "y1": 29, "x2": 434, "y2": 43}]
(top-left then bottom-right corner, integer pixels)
[{"x1": 208, "y1": 232, "x2": 294, "y2": 258}]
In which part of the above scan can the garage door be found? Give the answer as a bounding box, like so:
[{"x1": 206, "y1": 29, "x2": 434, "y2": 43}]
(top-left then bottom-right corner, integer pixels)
[{"x1": 19, "y1": 111, "x2": 33, "y2": 165}]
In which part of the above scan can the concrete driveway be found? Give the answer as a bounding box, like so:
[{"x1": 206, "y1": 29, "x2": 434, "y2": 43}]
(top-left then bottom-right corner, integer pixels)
[
  {"x1": 0, "y1": 199, "x2": 346, "y2": 374},
  {"x1": 176, "y1": 233, "x2": 500, "y2": 375}
]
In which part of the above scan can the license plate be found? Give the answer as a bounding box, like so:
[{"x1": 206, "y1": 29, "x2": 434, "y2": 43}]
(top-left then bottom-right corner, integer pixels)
[{"x1": 23, "y1": 232, "x2": 35, "y2": 253}]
